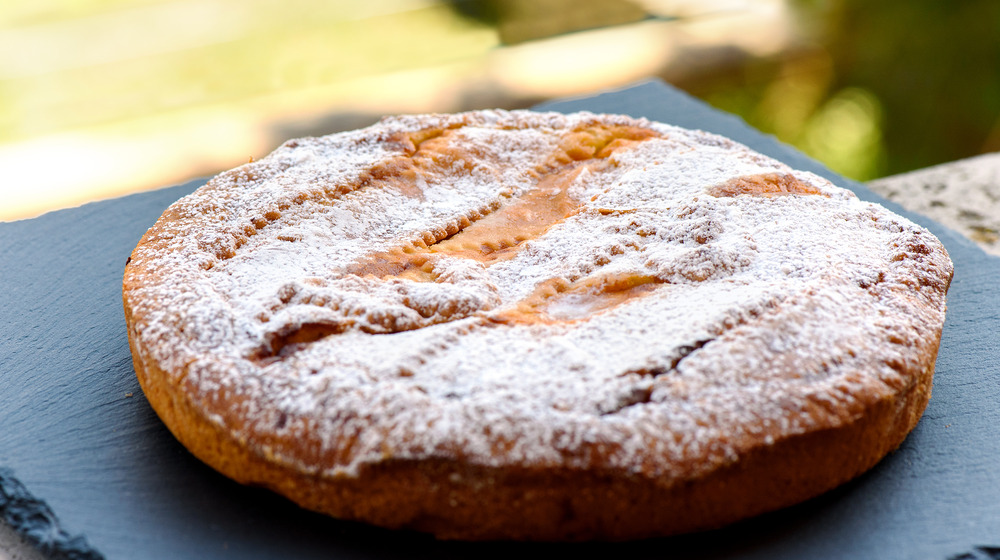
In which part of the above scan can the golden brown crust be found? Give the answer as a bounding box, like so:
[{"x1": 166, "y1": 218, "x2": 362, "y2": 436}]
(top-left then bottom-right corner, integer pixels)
[
  {"x1": 123, "y1": 110, "x2": 952, "y2": 540},
  {"x1": 127, "y1": 299, "x2": 938, "y2": 540}
]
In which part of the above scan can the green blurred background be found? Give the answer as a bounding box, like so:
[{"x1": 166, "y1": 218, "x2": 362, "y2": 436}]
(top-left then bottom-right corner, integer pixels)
[{"x1": 1, "y1": 0, "x2": 998, "y2": 221}]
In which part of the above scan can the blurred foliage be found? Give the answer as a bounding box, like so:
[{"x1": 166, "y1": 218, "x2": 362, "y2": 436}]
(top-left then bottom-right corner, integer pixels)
[
  {"x1": 0, "y1": 1, "x2": 497, "y2": 143},
  {"x1": 0, "y1": 0, "x2": 158, "y2": 26},
  {"x1": 703, "y1": 0, "x2": 1000, "y2": 180},
  {"x1": 3, "y1": 0, "x2": 998, "y2": 184},
  {"x1": 448, "y1": 0, "x2": 648, "y2": 44},
  {"x1": 448, "y1": 0, "x2": 1000, "y2": 180}
]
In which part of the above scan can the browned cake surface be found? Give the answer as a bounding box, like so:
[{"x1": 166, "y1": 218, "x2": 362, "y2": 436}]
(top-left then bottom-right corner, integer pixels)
[{"x1": 123, "y1": 110, "x2": 953, "y2": 540}]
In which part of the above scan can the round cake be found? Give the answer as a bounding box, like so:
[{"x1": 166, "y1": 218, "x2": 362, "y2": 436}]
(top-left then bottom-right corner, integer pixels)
[{"x1": 122, "y1": 110, "x2": 953, "y2": 540}]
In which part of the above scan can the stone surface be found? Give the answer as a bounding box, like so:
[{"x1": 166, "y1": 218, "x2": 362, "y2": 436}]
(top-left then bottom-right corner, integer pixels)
[
  {"x1": 869, "y1": 152, "x2": 1000, "y2": 255},
  {"x1": 0, "y1": 523, "x2": 49, "y2": 560}
]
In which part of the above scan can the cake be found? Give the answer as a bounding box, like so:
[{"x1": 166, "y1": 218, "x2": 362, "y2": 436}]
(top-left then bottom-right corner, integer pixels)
[{"x1": 122, "y1": 110, "x2": 952, "y2": 540}]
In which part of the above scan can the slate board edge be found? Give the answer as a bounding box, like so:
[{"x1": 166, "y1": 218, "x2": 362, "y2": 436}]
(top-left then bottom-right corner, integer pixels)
[
  {"x1": 0, "y1": 468, "x2": 104, "y2": 560},
  {"x1": 0, "y1": 181, "x2": 205, "y2": 560},
  {"x1": 0, "y1": 77, "x2": 993, "y2": 559}
]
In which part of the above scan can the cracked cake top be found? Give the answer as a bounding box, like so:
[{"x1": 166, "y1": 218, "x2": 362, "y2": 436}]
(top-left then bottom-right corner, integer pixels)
[{"x1": 123, "y1": 110, "x2": 951, "y2": 495}]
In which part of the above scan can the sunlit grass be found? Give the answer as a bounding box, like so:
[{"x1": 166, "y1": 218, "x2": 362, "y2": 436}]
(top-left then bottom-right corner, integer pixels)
[
  {"x1": 0, "y1": 0, "x2": 509, "y2": 221},
  {"x1": 0, "y1": 0, "x2": 164, "y2": 27},
  {"x1": 0, "y1": 0, "x2": 497, "y2": 142}
]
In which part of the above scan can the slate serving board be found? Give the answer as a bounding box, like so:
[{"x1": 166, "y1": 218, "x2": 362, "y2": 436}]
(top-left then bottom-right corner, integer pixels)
[{"x1": 2, "y1": 80, "x2": 999, "y2": 560}]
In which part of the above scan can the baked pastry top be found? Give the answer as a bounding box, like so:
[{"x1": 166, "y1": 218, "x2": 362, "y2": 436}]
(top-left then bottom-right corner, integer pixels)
[{"x1": 123, "y1": 110, "x2": 952, "y2": 540}]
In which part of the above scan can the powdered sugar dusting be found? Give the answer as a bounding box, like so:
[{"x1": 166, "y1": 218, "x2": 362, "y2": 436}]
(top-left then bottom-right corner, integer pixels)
[{"x1": 124, "y1": 110, "x2": 952, "y2": 482}]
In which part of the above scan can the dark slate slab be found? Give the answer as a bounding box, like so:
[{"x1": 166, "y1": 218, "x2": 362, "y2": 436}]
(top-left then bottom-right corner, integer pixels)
[{"x1": 1, "y1": 80, "x2": 998, "y2": 560}]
